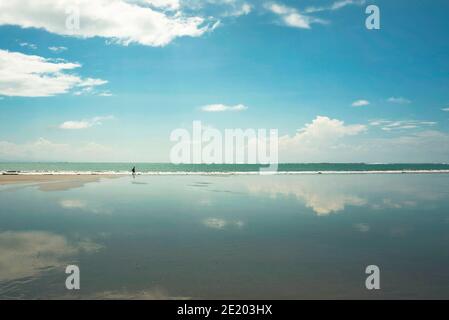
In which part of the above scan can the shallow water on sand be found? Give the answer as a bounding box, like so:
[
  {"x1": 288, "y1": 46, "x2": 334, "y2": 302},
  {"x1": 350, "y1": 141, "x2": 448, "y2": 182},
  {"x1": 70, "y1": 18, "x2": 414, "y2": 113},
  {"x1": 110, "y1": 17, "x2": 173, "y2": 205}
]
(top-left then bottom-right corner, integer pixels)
[{"x1": 0, "y1": 174, "x2": 448, "y2": 299}]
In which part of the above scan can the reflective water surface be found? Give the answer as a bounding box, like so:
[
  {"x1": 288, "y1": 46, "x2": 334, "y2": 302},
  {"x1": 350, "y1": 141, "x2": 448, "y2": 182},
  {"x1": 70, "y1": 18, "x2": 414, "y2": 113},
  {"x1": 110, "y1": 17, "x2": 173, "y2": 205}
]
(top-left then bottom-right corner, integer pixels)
[{"x1": 1, "y1": 174, "x2": 448, "y2": 299}]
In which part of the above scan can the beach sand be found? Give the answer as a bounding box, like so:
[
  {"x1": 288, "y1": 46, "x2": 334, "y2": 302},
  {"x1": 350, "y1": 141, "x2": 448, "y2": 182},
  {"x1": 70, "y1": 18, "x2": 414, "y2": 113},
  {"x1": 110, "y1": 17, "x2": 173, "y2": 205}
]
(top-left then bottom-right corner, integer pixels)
[{"x1": 0, "y1": 174, "x2": 117, "y2": 191}]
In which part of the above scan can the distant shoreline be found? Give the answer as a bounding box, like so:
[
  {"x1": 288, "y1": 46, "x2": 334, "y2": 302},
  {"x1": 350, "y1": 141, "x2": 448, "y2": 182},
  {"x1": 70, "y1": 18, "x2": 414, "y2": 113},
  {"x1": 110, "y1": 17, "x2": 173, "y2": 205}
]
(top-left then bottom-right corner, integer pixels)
[{"x1": 2, "y1": 162, "x2": 449, "y2": 177}]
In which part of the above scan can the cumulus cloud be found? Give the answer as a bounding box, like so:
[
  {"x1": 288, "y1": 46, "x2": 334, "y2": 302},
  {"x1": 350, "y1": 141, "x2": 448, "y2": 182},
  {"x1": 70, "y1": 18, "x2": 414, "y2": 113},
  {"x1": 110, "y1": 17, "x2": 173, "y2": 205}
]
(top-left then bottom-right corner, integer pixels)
[
  {"x1": 201, "y1": 103, "x2": 248, "y2": 112},
  {"x1": 278, "y1": 116, "x2": 367, "y2": 162},
  {"x1": 387, "y1": 97, "x2": 411, "y2": 104},
  {"x1": 0, "y1": 0, "x2": 215, "y2": 47},
  {"x1": 59, "y1": 115, "x2": 114, "y2": 130},
  {"x1": 277, "y1": 115, "x2": 449, "y2": 162},
  {"x1": 0, "y1": 50, "x2": 107, "y2": 97},
  {"x1": 280, "y1": 116, "x2": 366, "y2": 146},
  {"x1": 265, "y1": 2, "x2": 327, "y2": 29},
  {"x1": 352, "y1": 99, "x2": 370, "y2": 107}
]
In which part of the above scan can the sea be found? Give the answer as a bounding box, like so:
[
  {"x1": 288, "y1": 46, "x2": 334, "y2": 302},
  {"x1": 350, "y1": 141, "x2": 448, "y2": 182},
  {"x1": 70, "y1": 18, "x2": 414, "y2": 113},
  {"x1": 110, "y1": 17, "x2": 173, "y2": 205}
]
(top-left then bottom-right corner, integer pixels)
[{"x1": 1, "y1": 162, "x2": 449, "y2": 174}]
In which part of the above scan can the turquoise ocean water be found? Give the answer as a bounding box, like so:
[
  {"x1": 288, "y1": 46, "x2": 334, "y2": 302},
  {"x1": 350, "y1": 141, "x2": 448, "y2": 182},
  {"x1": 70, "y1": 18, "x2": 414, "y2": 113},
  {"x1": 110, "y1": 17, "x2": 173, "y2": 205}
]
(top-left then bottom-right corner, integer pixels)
[{"x1": 1, "y1": 162, "x2": 449, "y2": 173}]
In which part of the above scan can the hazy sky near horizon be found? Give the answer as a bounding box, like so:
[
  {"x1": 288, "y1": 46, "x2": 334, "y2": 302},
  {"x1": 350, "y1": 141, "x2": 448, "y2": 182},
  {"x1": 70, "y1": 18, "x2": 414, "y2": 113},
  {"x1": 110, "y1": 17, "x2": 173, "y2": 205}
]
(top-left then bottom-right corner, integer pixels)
[{"x1": 0, "y1": 0, "x2": 448, "y2": 162}]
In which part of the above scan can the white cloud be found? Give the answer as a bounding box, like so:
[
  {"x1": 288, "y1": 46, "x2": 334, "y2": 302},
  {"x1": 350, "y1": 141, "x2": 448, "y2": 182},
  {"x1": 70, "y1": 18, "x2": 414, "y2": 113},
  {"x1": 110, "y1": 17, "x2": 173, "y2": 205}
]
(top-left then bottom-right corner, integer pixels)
[
  {"x1": 441, "y1": 107, "x2": 449, "y2": 112},
  {"x1": 265, "y1": 0, "x2": 364, "y2": 29},
  {"x1": 276, "y1": 117, "x2": 447, "y2": 162},
  {"x1": 305, "y1": 0, "x2": 366, "y2": 13},
  {"x1": 78, "y1": 78, "x2": 109, "y2": 88},
  {"x1": 0, "y1": 50, "x2": 107, "y2": 97},
  {"x1": 370, "y1": 119, "x2": 436, "y2": 131},
  {"x1": 143, "y1": 0, "x2": 180, "y2": 11},
  {"x1": 387, "y1": 97, "x2": 411, "y2": 104},
  {"x1": 98, "y1": 91, "x2": 113, "y2": 97},
  {"x1": 59, "y1": 121, "x2": 90, "y2": 130},
  {"x1": 280, "y1": 115, "x2": 366, "y2": 145},
  {"x1": 48, "y1": 46, "x2": 68, "y2": 53},
  {"x1": 354, "y1": 223, "x2": 370, "y2": 232},
  {"x1": 0, "y1": 137, "x2": 122, "y2": 162},
  {"x1": 361, "y1": 130, "x2": 449, "y2": 162},
  {"x1": 203, "y1": 217, "x2": 227, "y2": 229},
  {"x1": 246, "y1": 177, "x2": 367, "y2": 215},
  {"x1": 237, "y1": 3, "x2": 252, "y2": 15},
  {"x1": 203, "y1": 217, "x2": 244, "y2": 229},
  {"x1": 352, "y1": 99, "x2": 370, "y2": 107},
  {"x1": 0, "y1": 231, "x2": 101, "y2": 281},
  {"x1": 201, "y1": 103, "x2": 248, "y2": 112},
  {"x1": 245, "y1": 174, "x2": 446, "y2": 215},
  {"x1": 59, "y1": 199, "x2": 112, "y2": 214},
  {"x1": 265, "y1": 2, "x2": 327, "y2": 29},
  {"x1": 59, "y1": 115, "x2": 114, "y2": 130},
  {"x1": 224, "y1": 2, "x2": 252, "y2": 17},
  {"x1": 375, "y1": 198, "x2": 416, "y2": 210},
  {"x1": 60, "y1": 199, "x2": 87, "y2": 209},
  {"x1": 331, "y1": 0, "x2": 365, "y2": 10},
  {"x1": 182, "y1": 0, "x2": 251, "y2": 15},
  {"x1": 278, "y1": 116, "x2": 367, "y2": 162},
  {"x1": 19, "y1": 42, "x2": 37, "y2": 49},
  {"x1": 73, "y1": 85, "x2": 111, "y2": 96},
  {"x1": 0, "y1": 0, "x2": 215, "y2": 47}
]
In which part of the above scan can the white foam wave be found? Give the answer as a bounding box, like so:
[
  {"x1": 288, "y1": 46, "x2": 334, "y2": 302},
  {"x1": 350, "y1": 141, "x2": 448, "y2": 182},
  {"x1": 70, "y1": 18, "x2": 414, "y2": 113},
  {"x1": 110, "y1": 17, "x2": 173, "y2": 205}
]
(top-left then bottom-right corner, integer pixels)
[{"x1": 2, "y1": 170, "x2": 449, "y2": 176}]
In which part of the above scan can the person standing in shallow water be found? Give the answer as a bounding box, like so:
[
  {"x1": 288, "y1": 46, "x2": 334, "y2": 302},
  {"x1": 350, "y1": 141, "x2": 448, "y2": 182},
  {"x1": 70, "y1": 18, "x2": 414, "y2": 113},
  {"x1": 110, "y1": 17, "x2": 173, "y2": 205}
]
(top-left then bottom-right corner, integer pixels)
[{"x1": 131, "y1": 166, "x2": 136, "y2": 176}]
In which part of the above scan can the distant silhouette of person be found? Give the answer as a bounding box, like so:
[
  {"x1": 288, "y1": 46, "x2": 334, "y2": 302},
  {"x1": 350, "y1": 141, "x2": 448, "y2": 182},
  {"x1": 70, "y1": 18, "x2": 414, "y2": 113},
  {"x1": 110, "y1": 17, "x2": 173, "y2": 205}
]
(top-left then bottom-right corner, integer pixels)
[{"x1": 131, "y1": 166, "x2": 136, "y2": 177}]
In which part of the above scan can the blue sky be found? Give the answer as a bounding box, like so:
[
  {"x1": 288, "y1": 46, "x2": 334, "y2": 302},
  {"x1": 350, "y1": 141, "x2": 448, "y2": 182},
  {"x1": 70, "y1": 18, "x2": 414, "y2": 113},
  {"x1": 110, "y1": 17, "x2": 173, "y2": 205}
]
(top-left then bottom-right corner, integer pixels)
[{"x1": 0, "y1": 0, "x2": 448, "y2": 162}]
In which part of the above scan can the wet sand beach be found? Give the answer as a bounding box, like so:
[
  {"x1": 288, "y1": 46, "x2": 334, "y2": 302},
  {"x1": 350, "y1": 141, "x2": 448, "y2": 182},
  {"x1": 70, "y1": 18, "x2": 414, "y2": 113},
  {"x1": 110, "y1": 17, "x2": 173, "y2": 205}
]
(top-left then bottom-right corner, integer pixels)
[
  {"x1": 0, "y1": 174, "x2": 117, "y2": 191},
  {"x1": 1, "y1": 174, "x2": 449, "y2": 299}
]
